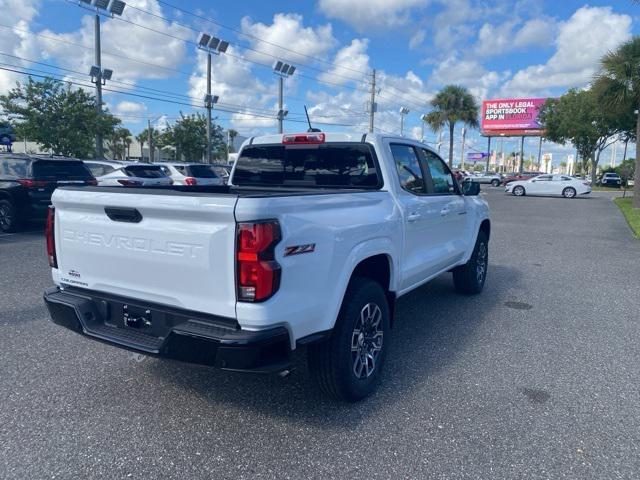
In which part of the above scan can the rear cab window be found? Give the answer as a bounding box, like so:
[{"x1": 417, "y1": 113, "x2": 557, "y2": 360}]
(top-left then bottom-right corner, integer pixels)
[{"x1": 233, "y1": 143, "x2": 381, "y2": 189}]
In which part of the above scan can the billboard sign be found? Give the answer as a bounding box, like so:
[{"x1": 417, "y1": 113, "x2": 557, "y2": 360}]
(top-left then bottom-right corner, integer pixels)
[
  {"x1": 467, "y1": 152, "x2": 488, "y2": 161},
  {"x1": 481, "y1": 98, "x2": 546, "y2": 136}
]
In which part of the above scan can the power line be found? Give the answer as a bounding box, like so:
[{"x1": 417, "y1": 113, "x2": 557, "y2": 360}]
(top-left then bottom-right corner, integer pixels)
[
  {"x1": 0, "y1": 65, "x2": 365, "y2": 129},
  {"x1": 155, "y1": 0, "x2": 371, "y2": 77}
]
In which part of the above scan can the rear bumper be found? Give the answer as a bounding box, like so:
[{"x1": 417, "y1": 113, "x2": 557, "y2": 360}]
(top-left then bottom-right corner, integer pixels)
[{"x1": 44, "y1": 286, "x2": 291, "y2": 372}]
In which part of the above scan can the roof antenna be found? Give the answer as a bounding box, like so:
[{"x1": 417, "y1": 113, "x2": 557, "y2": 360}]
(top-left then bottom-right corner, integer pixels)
[{"x1": 304, "y1": 106, "x2": 321, "y2": 133}]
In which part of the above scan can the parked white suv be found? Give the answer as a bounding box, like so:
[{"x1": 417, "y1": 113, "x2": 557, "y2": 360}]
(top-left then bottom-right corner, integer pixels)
[
  {"x1": 44, "y1": 132, "x2": 490, "y2": 401},
  {"x1": 157, "y1": 162, "x2": 225, "y2": 186},
  {"x1": 96, "y1": 163, "x2": 173, "y2": 187}
]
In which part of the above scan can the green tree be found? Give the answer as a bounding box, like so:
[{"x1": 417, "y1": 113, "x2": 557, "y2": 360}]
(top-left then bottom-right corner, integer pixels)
[
  {"x1": 156, "y1": 113, "x2": 226, "y2": 162},
  {"x1": 227, "y1": 128, "x2": 239, "y2": 154},
  {"x1": 539, "y1": 88, "x2": 621, "y2": 185},
  {"x1": 0, "y1": 77, "x2": 119, "y2": 157},
  {"x1": 136, "y1": 127, "x2": 160, "y2": 161},
  {"x1": 425, "y1": 85, "x2": 479, "y2": 167},
  {"x1": 593, "y1": 36, "x2": 640, "y2": 207},
  {"x1": 107, "y1": 127, "x2": 132, "y2": 160}
]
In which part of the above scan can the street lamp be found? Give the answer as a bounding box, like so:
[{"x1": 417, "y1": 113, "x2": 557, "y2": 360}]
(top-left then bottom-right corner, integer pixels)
[
  {"x1": 198, "y1": 33, "x2": 228, "y2": 163},
  {"x1": 420, "y1": 113, "x2": 428, "y2": 142},
  {"x1": 399, "y1": 106, "x2": 410, "y2": 136},
  {"x1": 273, "y1": 61, "x2": 296, "y2": 134},
  {"x1": 77, "y1": 0, "x2": 126, "y2": 158}
]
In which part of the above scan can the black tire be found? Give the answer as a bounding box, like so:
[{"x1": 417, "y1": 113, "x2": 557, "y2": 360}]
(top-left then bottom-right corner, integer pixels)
[
  {"x1": 512, "y1": 185, "x2": 525, "y2": 196},
  {"x1": 562, "y1": 187, "x2": 576, "y2": 198},
  {"x1": 452, "y1": 231, "x2": 488, "y2": 295},
  {"x1": 308, "y1": 277, "x2": 390, "y2": 402},
  {"x1": 0, "y1": 199, "x2": 20, "y2": 233},
  {"x1": 491, "y1": 179, "x2": 500, "y2": 187}
]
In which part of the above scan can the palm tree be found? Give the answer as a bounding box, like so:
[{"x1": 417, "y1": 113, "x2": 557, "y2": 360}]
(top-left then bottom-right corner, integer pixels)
[
  {"x1": 425, "y1": 85, "x2": 479, "y2": 168},
  {"x1": 135, "y1": 131, "x2": 147, "y2": 158},
  {"x1": 594, "y1": 36, "x2": 640, "y2": 207}
]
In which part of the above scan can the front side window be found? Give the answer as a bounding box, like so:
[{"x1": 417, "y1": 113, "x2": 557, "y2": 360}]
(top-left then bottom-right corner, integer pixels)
[
  {"x1": 390, "y1": 144, "x2": 425, "y2": 194},
  {"x1": 423, "y1": 149, "x2": 456, "y2": 194}
]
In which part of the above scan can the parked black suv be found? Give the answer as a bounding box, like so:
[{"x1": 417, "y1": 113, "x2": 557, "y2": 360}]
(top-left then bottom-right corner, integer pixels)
[{"x1": 0, "y1": 154, "x2": 96, "y2": 232}]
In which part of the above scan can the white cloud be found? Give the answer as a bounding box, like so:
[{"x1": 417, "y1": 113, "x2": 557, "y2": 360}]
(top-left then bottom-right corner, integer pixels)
[
  {"x1": 500, "y1": 6, "x2": 632, "y2": 97},
  {"x1": 318, "y1": 0, "x2": 429, "y2": 31},
  {"x1": 409, "y1": 30, "x2": 426, "y2": 50},
  {"x1": 430, "y1": 54, "x2": 509, "y2": 101},
  {"x1": 240, "y1": 13, "x2": 336, "y2": 65},
  {"x1": 474, "y1": 16, "x2": 557, "y2": 58},
  {"x1": 318, "y1": 39, "x2": 369, "y2": 86},
  {"x1": 0, "y1": 0, "x2": 41, "y2": 92},
  {"x1": 115, "y1": 100, "x2": 147, "y2": 114}
]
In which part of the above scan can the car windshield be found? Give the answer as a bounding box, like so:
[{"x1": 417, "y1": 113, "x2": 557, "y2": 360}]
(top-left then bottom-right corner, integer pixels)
[
  {"x1": 32, "y1": 160, "x2": 93, "y2": 180},
  {"x1": 233, "y1": 143, "x2": 381, "y2": 189},
  {"x1": 124, "y1": 165, "x2": 166, "y2": 178}
]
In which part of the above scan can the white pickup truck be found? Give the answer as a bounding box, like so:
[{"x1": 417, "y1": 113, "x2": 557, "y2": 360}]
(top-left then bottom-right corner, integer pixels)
[{"x1": 44, "y1": 132, "x2": 490, "y2": 401}]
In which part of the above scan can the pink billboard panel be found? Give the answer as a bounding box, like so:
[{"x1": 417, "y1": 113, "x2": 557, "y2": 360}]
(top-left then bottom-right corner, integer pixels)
[{"x1": 481, "y1": 98, "x2": 546, "y2": 133}]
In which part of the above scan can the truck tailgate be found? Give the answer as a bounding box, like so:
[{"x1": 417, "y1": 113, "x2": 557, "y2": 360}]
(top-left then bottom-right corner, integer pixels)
[{"x1": 51, "y1": 188, "x2": 238, "y2": 319}]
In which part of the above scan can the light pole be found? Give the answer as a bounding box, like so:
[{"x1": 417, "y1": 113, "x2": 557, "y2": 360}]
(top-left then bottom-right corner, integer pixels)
[
  {"x1": 79, "y1": 0, "x2": 126, "y2": 159},
  {"x1": 198, "y1": 34, "x2": 228, "y2": 163},
  {"x1": 420, "y1": 114, "x2": 428, "y2": 142},
  {"x1": 399, "y1": 107, "x2": 409, "y2": 136},
  {"x1": 273, "y1": 61, "x2": 296, "y2": 134},
  {"x1": 460, "y1": 127, "x2": 466, "y2": 170}
]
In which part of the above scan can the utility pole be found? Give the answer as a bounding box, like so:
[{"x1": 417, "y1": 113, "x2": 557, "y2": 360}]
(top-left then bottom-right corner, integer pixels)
[
  {"x1": 399, "y1": 107, "x2": 409, "y2": 136},
  {"x1": 147, "y1": 119, "x2": 153, "y2": 163},
  {"x1": 437, "y1": 129, "x2": 443, "y2": 155},
  {"x1": 460, "y1": 127, "x2": 466, "y2": 170},
  {"x1": 537, "y1": 136, "x2": 543, "y2": 170},
  {"x1": 278, "y1": 75, "x2": 284, "y2": 134},
  {"x1": 369, "y1": 69, "x2": 376, "y2": 133},
  {"x1": 94, "y1": 13, "x2": 103, "y2": 159},
  {"x1": 485, "y1": 136, "x2": 491, "y2": 172},
  {"x1": 206, "y1": 52, "x2": 212, "y2": 163},
  {"x1": 519, "y1": 136, "x2": 525, "y2": 174}
]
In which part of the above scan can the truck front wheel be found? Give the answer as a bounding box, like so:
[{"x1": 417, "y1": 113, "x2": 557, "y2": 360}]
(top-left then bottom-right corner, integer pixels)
[
  {"x1": 452, "y1": 231, "x2": 488, "y2": 294},
  {"x1": 308, "y1": 277, "x2": 390, "y2": 402}
]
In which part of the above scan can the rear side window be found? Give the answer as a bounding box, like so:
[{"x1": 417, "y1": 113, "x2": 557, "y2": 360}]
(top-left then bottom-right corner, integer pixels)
[
  {"x1": 234, "y1": 144, "x2": 380, "y2": 189},
  {"x1": 0, "y1": 158, "x2": 28, "y2": 177},
  {"x1": 390, "y1": 144, "x2": 425, "y2": 194},
  {"x1": 124, "y1": 165, "x2": 166, "y2": 178},
  {"x1": 86, "y1": 163, "x2": 115, "y2": 177},
  {"x1": 32, "y1": 160, "x2": 92, "y2": 180},
  {"x1": 173, "y1": 165, "x2": 187, "y2": 174},
  {"x1": 187, "y1": 165, "x2": 218, "y2": 178}
]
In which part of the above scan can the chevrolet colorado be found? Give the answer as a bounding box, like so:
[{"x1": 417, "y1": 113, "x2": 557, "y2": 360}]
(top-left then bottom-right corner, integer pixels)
[{"x1": 44, "y1": 132, "x2": 490, "y2": 401}]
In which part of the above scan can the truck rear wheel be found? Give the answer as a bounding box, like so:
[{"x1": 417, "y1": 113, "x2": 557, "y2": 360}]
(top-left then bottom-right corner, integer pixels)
[
  {"x1": 308, "y1": 277, "x2": 390, "y2": 402},
  {"x1": 452, "y1": 231, "x2": 488, "y2": 294}
]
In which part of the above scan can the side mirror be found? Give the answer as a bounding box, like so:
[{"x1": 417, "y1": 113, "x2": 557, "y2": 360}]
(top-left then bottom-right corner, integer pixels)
[{"x1": 462, "y1": 180, "x2": 480, "y2": 196}]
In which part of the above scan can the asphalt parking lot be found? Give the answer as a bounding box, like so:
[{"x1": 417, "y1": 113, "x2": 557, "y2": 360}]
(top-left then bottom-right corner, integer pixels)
[{"x1": 1, "y1": 188, "x2": 639, "y2": 479}]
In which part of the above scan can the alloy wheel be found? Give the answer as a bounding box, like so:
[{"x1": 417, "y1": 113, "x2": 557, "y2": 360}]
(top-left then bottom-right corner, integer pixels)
[
  {"x1": 476, "y1": 242, "x2": 487, "y2": 284},
  {"x1": 351, "y1": 303, "x2": 384, "y2": 379}
]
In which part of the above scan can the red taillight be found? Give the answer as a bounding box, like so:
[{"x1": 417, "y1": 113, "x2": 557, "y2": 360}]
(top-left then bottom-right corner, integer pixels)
[
  {"x1": 117, "y1": 179, "x2": 143, "y2": 186},
  {"x1": 184, "y1": 177, "x2": 197, "y2": 186},
  {"x1": 236, "y1": 221, "x2": 281, "y2": 302},
  {"x1": 18, "y1": 179, "x2": 48, "y2": 187},
  {"x1": 45, "y1": 207, "x2": 57, "y2": 268},
  {"x1": 282, "y1": 133, "x2": 325, "y2": 144}
]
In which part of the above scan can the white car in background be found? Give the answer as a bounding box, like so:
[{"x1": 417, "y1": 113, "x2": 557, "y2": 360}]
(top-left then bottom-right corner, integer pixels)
[
  {"x1": 506, "y1": 174, "x2": 591, "y2": 198},
  {"x1": 157, "y1": 163, "x2": 225, "y2": 186},
  {"x1": 95, "y1": 163, "x2": 173, "y2": 187},
  {"x1": 83, "y1": 160, "x2": 124, "y2": 179}
]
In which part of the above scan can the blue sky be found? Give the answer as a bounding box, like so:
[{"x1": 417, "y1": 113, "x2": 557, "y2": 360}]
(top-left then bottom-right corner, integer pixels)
[{"x1": 1, "y1": 0, "x2": 639, "y2": 165}]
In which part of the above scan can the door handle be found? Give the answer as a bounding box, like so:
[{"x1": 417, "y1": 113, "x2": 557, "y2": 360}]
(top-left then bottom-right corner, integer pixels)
[
  {"x1": 440, "y1": 208, "x2": 450, "y2": 216},
  {"x1": 407, "y1": 213, "x2": 421, "y2": 223}
]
